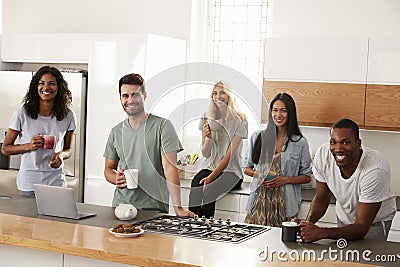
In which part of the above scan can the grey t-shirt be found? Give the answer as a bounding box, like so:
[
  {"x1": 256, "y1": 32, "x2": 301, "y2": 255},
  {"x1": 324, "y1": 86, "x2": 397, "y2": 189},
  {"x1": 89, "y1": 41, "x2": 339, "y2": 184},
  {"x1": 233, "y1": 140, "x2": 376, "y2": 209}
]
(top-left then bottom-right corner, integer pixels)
[
  {"x1": 200, "y1": 115, "x2": 248, "y2": 179},
  {"x1": 9, "y1": 107, "x2": 77, "y2": 191},
  {"x1": 103, "y1": 114, "x2": 183, "y2": 212}
]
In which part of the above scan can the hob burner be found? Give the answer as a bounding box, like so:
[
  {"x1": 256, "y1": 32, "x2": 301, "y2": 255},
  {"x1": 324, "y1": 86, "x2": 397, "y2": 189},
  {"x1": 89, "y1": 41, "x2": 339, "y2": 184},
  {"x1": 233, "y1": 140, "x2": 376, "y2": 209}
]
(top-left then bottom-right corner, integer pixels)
[{"x1": 134, "y1": 214, "x2": 270, "y2": 243}]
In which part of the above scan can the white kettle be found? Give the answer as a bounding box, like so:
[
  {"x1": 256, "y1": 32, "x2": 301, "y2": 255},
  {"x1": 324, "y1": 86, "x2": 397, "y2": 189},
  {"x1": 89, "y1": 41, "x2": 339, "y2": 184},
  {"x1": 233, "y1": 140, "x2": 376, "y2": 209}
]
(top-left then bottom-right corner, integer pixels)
[{"x1": 114, "y1": 204, "x2": 137, "y2": 220}]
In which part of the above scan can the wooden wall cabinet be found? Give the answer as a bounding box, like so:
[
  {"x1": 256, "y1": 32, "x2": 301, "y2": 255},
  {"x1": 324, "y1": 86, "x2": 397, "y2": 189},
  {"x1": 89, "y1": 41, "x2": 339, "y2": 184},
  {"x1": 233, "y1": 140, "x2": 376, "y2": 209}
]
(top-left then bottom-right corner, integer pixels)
[
  {"x1": 262, "y1": 80, "x2": 366, "y2": 128},
  {"x1": 365, "y1": 84, "x2": 400, "y2": 131}
]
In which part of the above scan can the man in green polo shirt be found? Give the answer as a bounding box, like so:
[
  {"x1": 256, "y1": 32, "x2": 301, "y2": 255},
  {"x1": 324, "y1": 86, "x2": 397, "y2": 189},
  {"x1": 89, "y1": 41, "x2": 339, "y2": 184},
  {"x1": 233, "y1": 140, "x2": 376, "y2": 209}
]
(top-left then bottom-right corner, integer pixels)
[{"x1": 103, "y1": 73, "x2": 194, "y2": 217}]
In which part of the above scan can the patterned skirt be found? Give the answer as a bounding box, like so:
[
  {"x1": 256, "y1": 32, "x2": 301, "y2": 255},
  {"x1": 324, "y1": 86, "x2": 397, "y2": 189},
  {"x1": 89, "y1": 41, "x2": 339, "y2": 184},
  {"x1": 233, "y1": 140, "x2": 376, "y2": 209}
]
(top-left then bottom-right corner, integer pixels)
[{"x1": 244, "y1": 185, "x2": 286, "y2": 227}]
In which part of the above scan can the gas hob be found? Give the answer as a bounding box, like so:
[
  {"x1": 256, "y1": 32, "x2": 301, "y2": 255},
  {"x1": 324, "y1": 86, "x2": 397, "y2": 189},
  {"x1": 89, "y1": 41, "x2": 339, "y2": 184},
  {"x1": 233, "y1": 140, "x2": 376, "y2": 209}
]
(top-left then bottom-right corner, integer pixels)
[{"x1": 133, "y1": 214, "x2": 270, "y2": 243}]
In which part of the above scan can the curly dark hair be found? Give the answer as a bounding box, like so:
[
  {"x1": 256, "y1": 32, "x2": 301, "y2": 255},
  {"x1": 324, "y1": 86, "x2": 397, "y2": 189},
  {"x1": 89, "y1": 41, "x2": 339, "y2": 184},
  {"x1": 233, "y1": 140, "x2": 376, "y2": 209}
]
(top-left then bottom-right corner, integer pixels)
[{"x1": 22, "y1": 66, "x2": 72, "y2": 120}]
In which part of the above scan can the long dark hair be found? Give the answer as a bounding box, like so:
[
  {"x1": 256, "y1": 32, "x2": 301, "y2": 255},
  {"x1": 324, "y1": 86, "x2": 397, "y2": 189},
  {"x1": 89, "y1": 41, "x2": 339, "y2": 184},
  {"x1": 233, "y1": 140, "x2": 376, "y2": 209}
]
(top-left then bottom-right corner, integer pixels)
[
  {"x1": 252, "y1": 111, "x2": 275, "y2": 165},
  {"x1": 23, "y1": 66, "x2": 72, "y2": 120},
  {"x1": 252, "y1": 93, "x2": 303, "y2": 164}
]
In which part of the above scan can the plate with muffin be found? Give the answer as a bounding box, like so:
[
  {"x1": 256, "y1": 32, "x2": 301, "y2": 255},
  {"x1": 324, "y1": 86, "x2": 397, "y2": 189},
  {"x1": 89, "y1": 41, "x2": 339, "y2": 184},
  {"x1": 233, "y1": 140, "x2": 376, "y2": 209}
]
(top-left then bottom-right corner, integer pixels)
[{"x1": 109, "y1": 223, "x2": 144, "y2": 238}]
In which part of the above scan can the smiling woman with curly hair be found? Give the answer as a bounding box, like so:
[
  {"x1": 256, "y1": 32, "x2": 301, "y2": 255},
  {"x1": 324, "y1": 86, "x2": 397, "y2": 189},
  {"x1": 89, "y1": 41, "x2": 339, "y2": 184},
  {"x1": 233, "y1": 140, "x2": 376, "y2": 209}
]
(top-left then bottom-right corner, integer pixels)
[
  {"x1": 23, "y1": 66, "x2": 72, "y2": 120},
  {"x1": 1, "y1": 66, "x2": 76, "y2": 196}
]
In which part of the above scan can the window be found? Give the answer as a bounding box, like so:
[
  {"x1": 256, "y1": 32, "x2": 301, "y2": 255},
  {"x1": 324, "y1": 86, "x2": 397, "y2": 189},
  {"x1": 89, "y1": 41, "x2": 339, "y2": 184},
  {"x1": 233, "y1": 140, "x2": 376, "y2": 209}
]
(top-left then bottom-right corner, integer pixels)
[{"x1": 211, "y1": 0, "x2": 271, "y2": 87}]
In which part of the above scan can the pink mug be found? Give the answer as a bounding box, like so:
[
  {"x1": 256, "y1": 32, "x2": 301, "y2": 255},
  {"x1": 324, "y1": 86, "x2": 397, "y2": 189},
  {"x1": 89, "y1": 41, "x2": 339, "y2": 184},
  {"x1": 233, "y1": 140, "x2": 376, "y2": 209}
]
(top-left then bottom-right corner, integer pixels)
[{"x1": 42, "y1": 135, "x2": 56, "y2": 149}]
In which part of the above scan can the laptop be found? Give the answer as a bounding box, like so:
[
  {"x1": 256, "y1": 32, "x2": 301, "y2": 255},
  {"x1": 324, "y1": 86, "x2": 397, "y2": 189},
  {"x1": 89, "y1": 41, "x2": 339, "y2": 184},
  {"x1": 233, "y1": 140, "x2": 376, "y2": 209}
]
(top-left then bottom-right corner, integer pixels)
[{"x1": 34, "y1": 184, "x2": 97, "y2": 220}]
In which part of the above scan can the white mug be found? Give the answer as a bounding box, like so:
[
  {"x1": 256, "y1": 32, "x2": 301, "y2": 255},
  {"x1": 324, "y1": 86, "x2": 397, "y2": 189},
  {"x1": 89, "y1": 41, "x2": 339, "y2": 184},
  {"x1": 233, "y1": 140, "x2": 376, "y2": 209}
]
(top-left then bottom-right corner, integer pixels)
[{"x1": 125, "y1": 169, "x2": 139, "y2": 189}]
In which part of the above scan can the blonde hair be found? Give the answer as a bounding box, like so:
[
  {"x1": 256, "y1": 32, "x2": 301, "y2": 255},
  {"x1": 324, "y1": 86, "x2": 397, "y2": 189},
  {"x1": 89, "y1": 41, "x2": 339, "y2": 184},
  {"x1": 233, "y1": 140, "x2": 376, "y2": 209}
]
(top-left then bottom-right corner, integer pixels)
[{"x1": 207, "y1": 81, "x2": 247, "y2": 123}]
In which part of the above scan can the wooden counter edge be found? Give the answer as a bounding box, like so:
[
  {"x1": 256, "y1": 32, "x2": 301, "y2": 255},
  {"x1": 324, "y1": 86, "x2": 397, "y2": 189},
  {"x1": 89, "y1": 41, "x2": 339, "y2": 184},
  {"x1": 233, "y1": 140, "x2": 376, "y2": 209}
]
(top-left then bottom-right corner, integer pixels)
[
  {"x1": 3, "y1": 234, "x2": 198, "y2": 267},
  {"x1": 2, "y1": 233, "x2": 380, "y2": 267},
  {"x1": 3, "y1": 233, "x2": 378, "y2": 267}
]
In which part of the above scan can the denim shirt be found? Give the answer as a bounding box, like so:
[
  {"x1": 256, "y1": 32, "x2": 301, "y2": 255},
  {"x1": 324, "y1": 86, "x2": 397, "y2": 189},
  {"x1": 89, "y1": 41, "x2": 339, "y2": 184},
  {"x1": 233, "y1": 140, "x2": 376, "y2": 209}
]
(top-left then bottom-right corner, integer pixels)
[{"x1": 246, "y1": 132, "x2": 312, "y2": 217}]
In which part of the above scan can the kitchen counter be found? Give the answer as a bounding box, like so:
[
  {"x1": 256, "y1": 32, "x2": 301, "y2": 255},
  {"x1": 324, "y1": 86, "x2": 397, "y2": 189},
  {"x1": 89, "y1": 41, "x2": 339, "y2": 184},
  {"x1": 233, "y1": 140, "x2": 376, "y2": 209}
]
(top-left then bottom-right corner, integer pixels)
[{"x1": 0, "y1": 193, "x2": 399, "y2": 266}]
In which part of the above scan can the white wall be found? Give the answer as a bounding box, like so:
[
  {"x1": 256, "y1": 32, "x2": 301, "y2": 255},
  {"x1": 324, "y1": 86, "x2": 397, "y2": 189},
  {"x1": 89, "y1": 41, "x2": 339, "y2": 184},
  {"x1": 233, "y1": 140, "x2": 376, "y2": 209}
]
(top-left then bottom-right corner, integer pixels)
[
  {"x1": 2, "y1": 0, "x2": 192, "y2": 40},
  {"x1": 270, "y1": 0, "x2": 400, "y2": 195},
  {"x1": 270, "y1": 0, "x2": 400, "y2": 38}
]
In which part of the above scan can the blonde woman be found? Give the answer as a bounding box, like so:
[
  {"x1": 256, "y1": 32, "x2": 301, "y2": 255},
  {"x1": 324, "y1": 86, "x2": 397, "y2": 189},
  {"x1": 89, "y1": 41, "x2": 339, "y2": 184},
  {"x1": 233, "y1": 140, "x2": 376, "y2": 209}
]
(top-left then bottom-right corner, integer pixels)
[{"x1": 189, "y1": 81, "x2": 248, "y2": 217}]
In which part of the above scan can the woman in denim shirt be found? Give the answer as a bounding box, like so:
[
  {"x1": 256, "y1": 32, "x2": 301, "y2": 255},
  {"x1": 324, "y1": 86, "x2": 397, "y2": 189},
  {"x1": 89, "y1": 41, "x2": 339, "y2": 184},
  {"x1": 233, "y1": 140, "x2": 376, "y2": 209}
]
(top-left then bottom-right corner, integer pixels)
[{"x1": 245, "y1": 93, "x2": 312, "y2": 226}]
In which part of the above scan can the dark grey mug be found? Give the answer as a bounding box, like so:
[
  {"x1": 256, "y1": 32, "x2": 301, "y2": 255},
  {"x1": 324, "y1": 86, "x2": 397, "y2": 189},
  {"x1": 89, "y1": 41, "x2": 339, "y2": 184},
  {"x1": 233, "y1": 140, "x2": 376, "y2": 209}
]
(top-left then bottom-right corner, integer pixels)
[{"x1": 281, "y1": 221, "x2": 299, "y2": 242}]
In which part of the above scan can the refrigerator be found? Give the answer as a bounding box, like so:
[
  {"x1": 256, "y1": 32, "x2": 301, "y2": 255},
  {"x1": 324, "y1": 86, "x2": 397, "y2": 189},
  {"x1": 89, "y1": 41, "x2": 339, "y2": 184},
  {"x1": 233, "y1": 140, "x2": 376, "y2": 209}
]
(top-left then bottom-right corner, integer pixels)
[{"x1": 0, "y1": 70, "x2": 87, "y2": 201}]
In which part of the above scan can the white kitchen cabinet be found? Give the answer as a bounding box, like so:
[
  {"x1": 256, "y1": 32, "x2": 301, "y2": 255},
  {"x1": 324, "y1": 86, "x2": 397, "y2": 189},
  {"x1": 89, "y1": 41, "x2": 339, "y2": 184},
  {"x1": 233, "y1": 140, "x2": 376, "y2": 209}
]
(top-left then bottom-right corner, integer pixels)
[
  {"x1": 0, "y1": 245, "x2": 138, "y2": 267},
  {"x1": 367, "y1": 38, "x2": 400, "y2": 84},
  {"x1": 1, "y1": 33, "x2": 94, "y2": 63},
  {"x1": 297, "y1": 201, "x2": 337, "y2": 225},
  {"x1": 215, "y1": 194, "x2": 241, "y2": 222},
  {"x1": 239, "y1": 194, "x2": 249, "y2": 213},
  {"x1": 64, "y1": 254, "x2": 136, "y2": 267},
  {"x1": 215, "y1": 193, "x2": 240, "y2": 212},
  {"x1": 215, "y1": 193, "x2": 250, "y2": 223},
  {"x1": 264, "y1": 37, "x2": 368, "y2": 83},
  {"x1": 84, "y1": 178, "x2": 115, "y2": 207},
  {"x1": 0, "y1": 245, "x2": 63, "y2": 267},
  {"x1": 214, "y1": 209, "x2": 239, "y2": 223}
]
